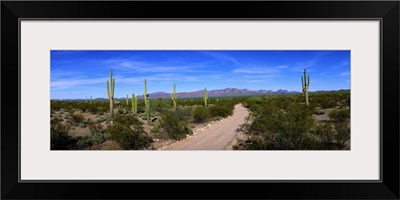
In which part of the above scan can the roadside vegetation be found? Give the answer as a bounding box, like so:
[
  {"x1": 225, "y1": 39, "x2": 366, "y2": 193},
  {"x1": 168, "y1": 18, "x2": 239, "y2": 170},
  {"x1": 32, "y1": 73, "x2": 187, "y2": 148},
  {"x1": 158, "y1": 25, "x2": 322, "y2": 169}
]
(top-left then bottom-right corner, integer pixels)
[
  {"x1": 50, "y1": 97, "x2": 244, "y2": 150},
  {"x1": 233, "y1": 91, "x2": 350, "y2": 150}
]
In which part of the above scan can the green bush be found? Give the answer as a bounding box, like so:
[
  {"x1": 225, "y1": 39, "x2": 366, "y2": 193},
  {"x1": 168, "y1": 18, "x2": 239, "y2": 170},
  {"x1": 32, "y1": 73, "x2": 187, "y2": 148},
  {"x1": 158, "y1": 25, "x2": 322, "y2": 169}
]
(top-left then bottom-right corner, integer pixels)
[
  {"x1": 328, "y1": 109, "x2": 350, "y2": 123},
  {"x1": 51, "y1": 123, "x2": 77, "y2": 150},
  {"x1": 107, "y1": 124, "x2": 152, "y2": 150},
  {"x1": 70, "y1": 113, "x2": 84, "y2": 125},
  {"x1": 159, "y1": 110, "x2": 192, "y2": 140},
  {"x1": 174, "y1": 106, "x2": 193, "y2": 121},
  {"x1": 192, "y1": 106, "x2": 210, "y2": 123},
  {"x1": 209, "y1": 106, "x2": 232, "y2": 118},
  {"x1": 87, "y1": 104, "x2": 99, "y2": 114},
  {"x1": 319, "y1": 100, "x2": 337, "y2": 109},
  {"x1": 334, "y1": 122, "x2": 350, "y2": 148},
  {"x1": 88, "y1": 122, "x2": 103, "y2": 134},
  {"x1": 106, "y1": 115, "x2": 152, "y2": 150},
  {"x1": 314, "y1": 110, "x2": 325, "y2": 115},
  {"x1": 314, "y1": 123, "x2": 335, "y2": 145}
]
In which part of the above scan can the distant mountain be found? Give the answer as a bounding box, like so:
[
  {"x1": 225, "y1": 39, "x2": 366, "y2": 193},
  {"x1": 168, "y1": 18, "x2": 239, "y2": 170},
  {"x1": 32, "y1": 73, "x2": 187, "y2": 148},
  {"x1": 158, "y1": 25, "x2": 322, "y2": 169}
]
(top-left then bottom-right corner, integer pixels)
[
  {"x1": 133, "y1": 88, "x2": 301, "y2": 99},
  {"x1": 52, "y1": 88, "x2": 351, "y2": 100}
]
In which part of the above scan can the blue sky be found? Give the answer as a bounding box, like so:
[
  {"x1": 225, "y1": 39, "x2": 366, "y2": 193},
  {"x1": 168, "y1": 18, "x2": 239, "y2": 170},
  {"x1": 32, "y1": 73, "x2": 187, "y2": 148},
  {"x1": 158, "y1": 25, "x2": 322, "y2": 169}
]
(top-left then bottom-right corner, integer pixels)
[{"x1": 51, "y1": 50, "x2": 350, "y2": 99}]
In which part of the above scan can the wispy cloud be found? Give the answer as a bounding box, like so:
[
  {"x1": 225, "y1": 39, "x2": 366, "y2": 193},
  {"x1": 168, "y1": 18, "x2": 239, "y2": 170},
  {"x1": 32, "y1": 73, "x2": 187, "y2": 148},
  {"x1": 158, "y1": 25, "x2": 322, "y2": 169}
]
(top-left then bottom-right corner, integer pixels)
[
  {"x1": 339, "y1": 72, "x2": 350, "y2": 76},
  {"x1": 51, "y1": 69, "x2": 83, "y2": 77},
  {"x1": 275, "y1": 65, "x2": 288, "y2": 69},
  {"x1": 104, "y1": 59, "x2": 206, "y2": 73},
  {"x1": 233, "y1": 67, "x2": 281, "y2": 74},
  {"x1": 201, "y1": 51, "x2": 240, "y2": 65},
  {"x1": 290, "y1": 60, "x2": 315, "y2": 72},
  {"x1": 332, "y1": 60, "x2": 350, "y2": 69},
  {"x1": 51, "y1": 77, "x2": 108, "y2": 90}
]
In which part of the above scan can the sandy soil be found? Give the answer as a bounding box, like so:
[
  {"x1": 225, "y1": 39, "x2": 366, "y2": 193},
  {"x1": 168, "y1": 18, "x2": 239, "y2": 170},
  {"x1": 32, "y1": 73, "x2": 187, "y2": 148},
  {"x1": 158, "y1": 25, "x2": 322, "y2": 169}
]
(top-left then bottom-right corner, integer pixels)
[{"x1": 160, "y1": 104, "x2": 250, "y2": 150}]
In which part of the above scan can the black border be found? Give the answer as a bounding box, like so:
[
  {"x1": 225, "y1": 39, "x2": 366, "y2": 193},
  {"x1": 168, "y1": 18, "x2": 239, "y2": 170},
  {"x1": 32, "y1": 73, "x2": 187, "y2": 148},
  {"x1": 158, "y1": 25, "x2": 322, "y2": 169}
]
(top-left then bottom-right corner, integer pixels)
[{"x1": 2, "y1": 1, "x2": 399, "y2": 199}]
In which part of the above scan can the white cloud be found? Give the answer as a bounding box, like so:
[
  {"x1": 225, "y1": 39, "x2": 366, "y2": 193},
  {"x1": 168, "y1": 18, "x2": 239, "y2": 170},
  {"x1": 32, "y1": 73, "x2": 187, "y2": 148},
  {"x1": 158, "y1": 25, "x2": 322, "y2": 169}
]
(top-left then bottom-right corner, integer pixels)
[
  {"x1": 339, "y1": 72, "x2": 350, "y2": 76},
  {"x1": 233, "y1": 67, "x2": 280, "y2": 74},
  {"x1": 275, "y1": 65, "x2": 288, "y2": 69},
  {"x1": 201, "y1": 51, "x2": 240, "y2": 65}
]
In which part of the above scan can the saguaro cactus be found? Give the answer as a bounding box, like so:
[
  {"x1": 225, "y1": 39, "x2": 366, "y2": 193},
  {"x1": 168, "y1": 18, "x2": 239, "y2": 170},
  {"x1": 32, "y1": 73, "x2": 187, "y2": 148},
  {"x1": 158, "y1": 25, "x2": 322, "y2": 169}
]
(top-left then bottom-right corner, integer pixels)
[
  {"x1": 86, "y1": 97, "x2": 87, "y2": 103},
  {"x1": 144, "y1": 79, "x2": 149, "y2": 105},
  {"x1": 135, "y1": 96, "x2": 138, "y2": 114},
  {"x1": 301, "y1": 68, "x2": 310, "y2": 105},
  {"x1": 90, "y1": 95, "x2": 92, "y2": 104},
  {"x1": 171, "y1": 83, "x2": 177, "y2": 109},
  {"x1": 106, "y1": 68, "x2": 115, "y2": 116},
  {"x1": 132, "y1": 93, "x2": 137, "y2": 114},
  {"x1": 126, "y1": 94, "x2": 129, "y2": 106},
  {"x1": 204, "y1": 87, "x2": 208, "y2": 107},
  {"x1": 146, "y1": 99, "x2": 150, "y2": 123}
]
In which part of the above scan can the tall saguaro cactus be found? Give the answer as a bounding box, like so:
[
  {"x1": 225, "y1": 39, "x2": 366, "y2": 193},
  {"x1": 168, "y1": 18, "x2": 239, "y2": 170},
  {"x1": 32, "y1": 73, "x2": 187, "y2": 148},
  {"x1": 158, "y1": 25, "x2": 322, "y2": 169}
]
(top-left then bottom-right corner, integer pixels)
[
  {"x1": 126, "y1": 94, "x2": 129, "y2": 106},
  {"x1": 204, "y1": 87, "x2": 208, "y2": 107},
  {"x1": 146, "y1": 100, "x2": 150, "y2": 123},
  {"x1": 90, "y1": 95, "x2": 92, "y2": 104},
  {"x1": 144, "y1": 79, "x2": 149, "y2": 105},
  {"x1": 301, "y1": 68, "x2": 310, "y2": 105},
  {"x1": 106, "y1": 68, "x2": 115, "y2": 116},
  {"x1": 132, "y1": 93, "x2": 137, "y2": 114},
  {"x1": 171, "y1": 83, "x2": 177, "y2": 109}
]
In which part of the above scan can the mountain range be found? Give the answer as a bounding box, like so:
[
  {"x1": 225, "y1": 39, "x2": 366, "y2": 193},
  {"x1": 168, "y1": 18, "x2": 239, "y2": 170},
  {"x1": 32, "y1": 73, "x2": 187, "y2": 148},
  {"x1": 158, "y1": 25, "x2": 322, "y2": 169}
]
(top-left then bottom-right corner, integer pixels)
[
  {"x1": 53, "y1": 88, "x2": 350, "y2": 100},
  {"x1": 128, "y1": 88, "x2": 300, "y2": 99}
]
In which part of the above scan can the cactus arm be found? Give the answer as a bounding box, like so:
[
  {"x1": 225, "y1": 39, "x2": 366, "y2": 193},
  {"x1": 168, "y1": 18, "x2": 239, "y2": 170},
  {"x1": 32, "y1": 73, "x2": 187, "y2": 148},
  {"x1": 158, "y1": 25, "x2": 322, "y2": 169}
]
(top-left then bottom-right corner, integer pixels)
[{"x1": 106, "y1": 81, "x2": 110, "y2": 98}]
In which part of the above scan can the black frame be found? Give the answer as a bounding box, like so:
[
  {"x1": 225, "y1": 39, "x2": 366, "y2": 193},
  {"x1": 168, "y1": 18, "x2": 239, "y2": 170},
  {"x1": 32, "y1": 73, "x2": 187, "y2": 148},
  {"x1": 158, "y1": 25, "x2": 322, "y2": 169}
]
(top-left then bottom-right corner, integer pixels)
[{"x1": 2, "y1": 1, "x2": 399, "y2": 199}]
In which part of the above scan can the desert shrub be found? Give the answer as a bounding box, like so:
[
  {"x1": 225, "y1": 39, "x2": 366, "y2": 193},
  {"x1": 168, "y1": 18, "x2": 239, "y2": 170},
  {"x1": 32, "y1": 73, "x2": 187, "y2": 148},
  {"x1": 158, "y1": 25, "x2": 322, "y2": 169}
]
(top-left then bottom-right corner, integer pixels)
[
  {"x1": 117, "y1": 109, "x2": 124, "y2": 115},
  {"x1": 113, "y1": 115, "x2": 142, "y2": 126},
  {"x1": 51, "y1": 123, "x2": 77, "y2": 150},
  {"x1": 106, "y1": 115, "x2": 152, "y2": 150},
  {"x1": 192, "y1": 106, "x2": 210, "y2": 123},
  {"x1": 151, "y1": 98, "x2": 171, "y2": 113},
  {"x1": 75, "y1": 132, "x2": 110, "y2": 149},
  {"x1": 78, "y1": 123, "x2": 86, "y2": 128},
  {"x1": 328, "y1": 109, "x2": 350, "y2": 123},
  {"x1": 107, "y1": 123, "x2": 152, "y2": 150},
  {"x1": 87, "y1": 104, "x2": 98, "y2": 114},
  {"x1": 174, "y1": 106, "x2": 193, "y2": 121},
  {"x1": 159, "y1": 110, "x2": 193, "y2": 140},
  {"x1": 150, "y1": 125, "x2": 160, "y2": 133},
  {"x1": 248, "y1": 96, "x2": 263, "y2": 104},
  {"x1": 313, "y1": 123, "x2": 335, "y2": 145},
  {"x1": 88, "y1": 122, "x2": 104, "y2": 134},
  {"x1": 51, "y1": 117, "x2": 63, "y2": 126},
  {"x1": 209, "y1": 105, "x2": 232, "y2": 118},
  {"x1": 243, "y1": 102, "x2": 316, "y2": 150},
  {"x1": 70, "y1": 113, "x2": 84, "y2": 125},
  {"x1": 335, "y1": 122, "x2": 350, "y2": 148},
  {"x1": 314, "y1": 110, "x2": 325, "y2": 115},
  {"x1": 319, "y1": 99, "x2": 337, "y2": 109}
]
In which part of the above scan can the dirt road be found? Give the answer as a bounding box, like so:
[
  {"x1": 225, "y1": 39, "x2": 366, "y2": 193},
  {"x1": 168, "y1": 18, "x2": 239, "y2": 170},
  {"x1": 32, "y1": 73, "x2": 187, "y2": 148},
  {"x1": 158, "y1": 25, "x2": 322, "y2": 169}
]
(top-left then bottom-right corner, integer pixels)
[{"x1": 161, "y1": 104, "x2": 249, "y2": 150}]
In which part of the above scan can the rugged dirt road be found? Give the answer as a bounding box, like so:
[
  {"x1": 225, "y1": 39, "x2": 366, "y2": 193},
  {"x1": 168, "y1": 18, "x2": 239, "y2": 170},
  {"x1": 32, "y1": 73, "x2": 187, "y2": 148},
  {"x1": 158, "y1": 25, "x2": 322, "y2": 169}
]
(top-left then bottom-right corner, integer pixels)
[{"x1": 162, "y1": 104, "x2": 249, "y2": 150}]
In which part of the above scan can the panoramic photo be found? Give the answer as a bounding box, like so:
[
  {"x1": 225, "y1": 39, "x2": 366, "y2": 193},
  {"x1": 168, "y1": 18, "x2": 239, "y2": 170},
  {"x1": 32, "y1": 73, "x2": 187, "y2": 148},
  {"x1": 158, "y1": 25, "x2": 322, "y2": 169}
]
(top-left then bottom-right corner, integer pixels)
[{"x1": 50, "y1": 50, "x2": 350, "y2": 150}]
